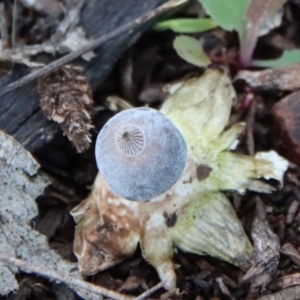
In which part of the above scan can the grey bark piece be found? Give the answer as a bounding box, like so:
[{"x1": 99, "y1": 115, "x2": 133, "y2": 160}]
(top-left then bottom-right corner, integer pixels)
[
  {"x1": 0, "y1": 0, "x2": 168, "y2": 151},
  {"x1": 0, "y1": 130, "x2": 99, "y2": 299}
]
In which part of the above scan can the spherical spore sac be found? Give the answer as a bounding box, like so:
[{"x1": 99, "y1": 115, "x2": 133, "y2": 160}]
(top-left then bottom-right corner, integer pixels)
[{"x1": 95, "y1": 108, "x2": 187, "y2": 202}]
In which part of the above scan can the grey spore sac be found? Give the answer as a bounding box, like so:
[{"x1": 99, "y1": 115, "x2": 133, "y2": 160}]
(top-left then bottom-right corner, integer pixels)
[{"x1": 95, "y1": 107, "x2": 187, "y2": 201}]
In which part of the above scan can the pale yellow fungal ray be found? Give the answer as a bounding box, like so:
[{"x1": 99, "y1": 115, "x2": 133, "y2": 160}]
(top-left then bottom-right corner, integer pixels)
[
  {"x1": 160, "y1": 68, "x2": 235, "y2": 148},
  {"x1": 71, "y1": 68, "x2": 288, "y2": 291},
  {"x1": 171, "y1": 192, "x2": 253, "y2": 270}
]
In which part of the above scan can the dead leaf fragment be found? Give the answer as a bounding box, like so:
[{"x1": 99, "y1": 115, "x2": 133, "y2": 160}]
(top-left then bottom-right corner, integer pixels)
[
  {"x1": 117, "y1": 276, "x2": 148, "y2": 293},
  {"x1": 242, "y1": 198, "x2": 280, "y2": 288},
  {"x1": 236, "y1": 64, "x2": 300, "y2": 91},
  {"x1": 268, "y1": 273, "x2": 300, "y2": 290},
  {"x1": 215, "y1": 277, "x2": 234, "y2": 300},
  {"x1": 286, "y1": 200, "x2": 299, "y2": 225},
  {"x1": 258, "y1": 285, "x2": 300, "y2": 300},
  {"x1": 272, "y1": 90, "x2": 300, "y2": 165},
  {"x1": 281, "y1": 243, "x2": 300, "y2": 268}
]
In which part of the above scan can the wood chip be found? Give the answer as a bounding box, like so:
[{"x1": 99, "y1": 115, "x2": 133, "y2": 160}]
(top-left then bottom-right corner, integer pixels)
[
  {"x1": 286, "y1": 200, "x2": 299, "y2": 225},
  {"x1": 268, "y1": 273, "x2": 300, "y2": 290},
  {"x1": 258, "y1": 285, "x2": 300, "y2": 300},
  {"x1": 281, "y1": 243, "x2": 300, "y2": 267},
  {"x1": 272, "y1": 90, "x2": 300, "y2": 165},
  {"x1": 242, "y1": 198, "x2": 280, "y2": 288},
  {"x1": 236, "y1": 64, "x2": 300, "y2": 91}
]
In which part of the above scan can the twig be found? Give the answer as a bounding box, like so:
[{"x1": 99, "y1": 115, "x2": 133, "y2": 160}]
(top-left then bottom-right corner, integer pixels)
[
  {"x1": 0, "y1": 253, "x2": 165, "y2": 300},
  {"x1": 12, "y1": 0, "x2": 18, "y2": 46},
  {"x1": 246, "y1": 99, "x2": 256, "y2": 156},
  {"x1": 0, "y1": 253, "x2": 132, "y2": 300},
  {"x1": 0, "y1": 3, "x2": 10, "y2": 49},
  {"x1": 134, "y1": 282, "x2": 165, "y2": 300},
  {"x1": 0, "y1": 0, "x2": 187, "y2": 98}
]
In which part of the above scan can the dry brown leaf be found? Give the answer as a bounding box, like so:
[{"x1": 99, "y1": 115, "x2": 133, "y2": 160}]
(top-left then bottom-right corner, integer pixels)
[
  {"x1": 258, "y1": 285, "x2": 300, "y2": 300},
  {"x1": 215, "y1": 277, "x2": 234, "y2": 300},
  {"x1": 268, "y1": 273, "x2": 300, "y2": 290},
  {"x1": 236, "y1": 64, "x2": 300, "y2": 91},
  {"x1": 242, "y1": 198, "x2": 280, "y2": 288},
  {"x1": 117, "y1": 276, "x2": 148, "y2": 294},
  {"x1": 272, "y1": 90, "x2": 300, "y2": 165},
  {"x1": 281, "y1": 243, "x2": 300, "y2": 268},
  {"x1": 285, "y1": 200, "x2": 299, "y2": 225}
]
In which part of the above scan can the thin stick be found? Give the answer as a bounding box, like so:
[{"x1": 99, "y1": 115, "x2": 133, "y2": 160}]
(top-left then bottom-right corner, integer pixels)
[
  {"x1": 0, "y1": 3, "x2": 10, "y2": 49},
  {"x1": 12, "y1": 0, "x2": 18, "y2": 46},
  {"x1": 134, "y1": 282, "x2": 164, "y2": 300},
  {"x1": 246, "y1": 98, "x2": 256, "y2": 156},
  {"x1": 0, "y1": 0, "x2": 187, "y2": 98},
  {"x1": 0, "y1": 253, "x2": 132, "y2": 300}
]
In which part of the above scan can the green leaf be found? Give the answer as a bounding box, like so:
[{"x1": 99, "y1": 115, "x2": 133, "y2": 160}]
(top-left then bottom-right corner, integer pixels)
[
  {"x1": 198, "y1": 0, "x2": 250, "y2": 41},
  {"x1": 155, "y1": 18, "x2": 217, "y2": 33},
  {"x1": 173, "y1": 35, "x2": 211, "y2": 67},
  {"x1": 253, "y1": 50, "x2": 300, "y2": 68}
]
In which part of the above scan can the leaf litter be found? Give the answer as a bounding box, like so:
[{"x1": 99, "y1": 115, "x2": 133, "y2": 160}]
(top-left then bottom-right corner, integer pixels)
[
  {"x1": 242, "y1": 198, "x2": 280, "y2": 289},
  {"x1": 3, "y1": 0, "x2": 300, "y2": 299},
  {"x1": 0, "y1": 129, "x2": 159, "y2": 300},
  {"x1": 0, "y1": 129, "x2": 95, "y2": 298},
  {"x1": 236, "y1": 63, "x2": 300, "y2": 91}
]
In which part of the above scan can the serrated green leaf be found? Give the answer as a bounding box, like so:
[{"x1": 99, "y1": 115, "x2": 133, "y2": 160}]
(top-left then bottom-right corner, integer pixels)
[
  {"x1": 198, "y1": 0, "x2": 250, "y2": 41},
  {"x1": 155, "y1": 18, "x2": 217, "y2": 33},
  {"x1": 173, "y1": 35, "x2": 211, "y2": 67},
  {"x1": 253, "y1": 50, "x2": 300, "y2": 68}
]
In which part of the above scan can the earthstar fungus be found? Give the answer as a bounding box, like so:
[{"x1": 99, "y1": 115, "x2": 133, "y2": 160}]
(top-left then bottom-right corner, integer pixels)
[
  {"x1": 95, "y1": 108, "x2": 187, "y2": 201},
  {"x1": 71, "y1": 68, "x2": 288, "y2": 290}
]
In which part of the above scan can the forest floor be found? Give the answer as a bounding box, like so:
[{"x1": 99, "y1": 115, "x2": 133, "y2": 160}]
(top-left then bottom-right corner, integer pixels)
[{"x1": 2, "y1": 0, "x2": 300, "y2": 300}]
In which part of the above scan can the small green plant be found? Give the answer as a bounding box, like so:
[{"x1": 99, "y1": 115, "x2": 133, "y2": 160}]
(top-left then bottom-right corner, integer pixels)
[
  {"x1": 156, "y1": 0, "x2": 300, "y2": 68},
  {"x1": 173, "y1": 35, "x2": 211, "y2": 67},
  {"x1": 155, "y1": 18, "x2": 217, "y2": 33},
  {"x1": 199, "y1": 0, "x2": 249, "y2": 47},
  {"x1": 253, "y1": 49, "x2": 300, "y2": 68}
]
